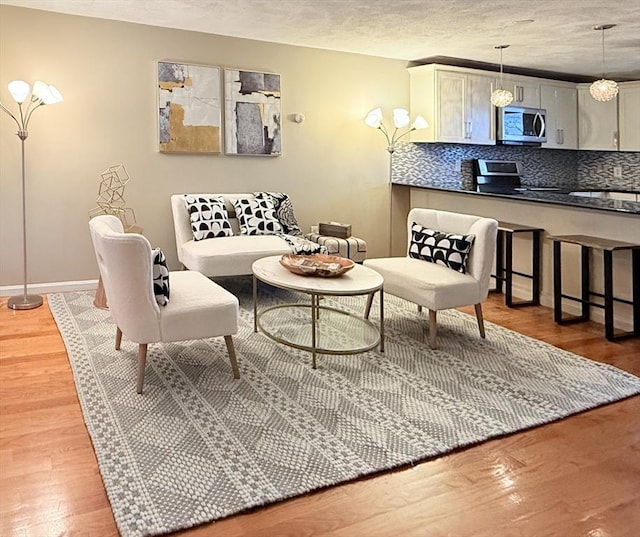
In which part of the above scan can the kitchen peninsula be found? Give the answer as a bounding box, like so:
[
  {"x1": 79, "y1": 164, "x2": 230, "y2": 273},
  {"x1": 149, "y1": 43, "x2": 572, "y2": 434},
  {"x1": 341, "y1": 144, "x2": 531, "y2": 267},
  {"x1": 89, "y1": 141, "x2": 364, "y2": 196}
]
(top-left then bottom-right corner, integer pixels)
[{"x1": 390, "y1": 180, "x2": 639, "y2": 334}]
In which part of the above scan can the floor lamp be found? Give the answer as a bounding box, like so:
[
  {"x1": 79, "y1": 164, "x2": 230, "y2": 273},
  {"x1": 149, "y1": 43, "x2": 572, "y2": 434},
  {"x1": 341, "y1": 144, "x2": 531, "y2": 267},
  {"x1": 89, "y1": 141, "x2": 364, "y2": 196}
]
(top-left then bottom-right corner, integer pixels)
[
  {"x1": 1, "y1": 80, "x2": 63, "y2": 310},
  {"x1": 364, "y1": 108, "x2": 428, "y2": 255}
]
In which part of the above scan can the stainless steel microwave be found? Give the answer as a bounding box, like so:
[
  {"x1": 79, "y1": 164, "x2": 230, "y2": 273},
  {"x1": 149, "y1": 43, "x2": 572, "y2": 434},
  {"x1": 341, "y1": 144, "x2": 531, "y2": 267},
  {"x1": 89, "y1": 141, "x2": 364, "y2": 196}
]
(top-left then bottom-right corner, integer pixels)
[{"x1": 497, "y1": 106, "x2": 546, "y2": 145}]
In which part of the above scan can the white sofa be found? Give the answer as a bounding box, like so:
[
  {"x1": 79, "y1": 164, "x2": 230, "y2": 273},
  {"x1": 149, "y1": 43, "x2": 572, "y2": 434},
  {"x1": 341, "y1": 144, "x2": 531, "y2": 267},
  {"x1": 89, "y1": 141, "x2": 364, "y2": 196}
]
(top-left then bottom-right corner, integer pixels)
[{"x1": 171, "y1": 193, "x2": 301, "y2": 277}]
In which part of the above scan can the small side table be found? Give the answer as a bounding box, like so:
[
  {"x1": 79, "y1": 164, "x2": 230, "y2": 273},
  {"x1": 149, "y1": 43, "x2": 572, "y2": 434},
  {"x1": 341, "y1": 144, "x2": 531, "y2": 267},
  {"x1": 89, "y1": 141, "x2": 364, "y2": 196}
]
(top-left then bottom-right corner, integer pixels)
[
  {"x1": 304, "y1": 233, "x2": 367, "y2": 263},
  {"x1": 491, "y1": 221, "x2": 543, "y2": 307},
  {"x1": 549, "y1": 234, "x2": 640, "y2": 341}
]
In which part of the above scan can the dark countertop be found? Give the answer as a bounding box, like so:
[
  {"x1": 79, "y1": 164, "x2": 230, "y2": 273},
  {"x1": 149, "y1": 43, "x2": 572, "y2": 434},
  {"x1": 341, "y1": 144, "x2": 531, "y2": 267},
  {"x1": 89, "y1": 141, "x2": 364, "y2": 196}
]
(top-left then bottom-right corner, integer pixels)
[{"x1": 392, "y1": 181, "x2": 640, "y2": 215}]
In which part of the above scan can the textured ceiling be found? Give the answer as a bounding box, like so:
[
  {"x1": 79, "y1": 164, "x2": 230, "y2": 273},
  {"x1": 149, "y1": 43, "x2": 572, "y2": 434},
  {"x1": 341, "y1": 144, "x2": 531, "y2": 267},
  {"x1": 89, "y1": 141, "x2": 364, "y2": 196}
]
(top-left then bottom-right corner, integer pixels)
[{"x1": 2, "y1": 0, "x2": 640, "y2": 80}]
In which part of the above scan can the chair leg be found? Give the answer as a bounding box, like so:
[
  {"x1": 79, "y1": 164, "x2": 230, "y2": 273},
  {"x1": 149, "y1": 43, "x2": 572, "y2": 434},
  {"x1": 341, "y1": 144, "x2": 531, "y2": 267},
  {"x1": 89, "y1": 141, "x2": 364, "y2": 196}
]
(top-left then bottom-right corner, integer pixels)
[
  {"x1": 115, "y1": 327, "x2": 123, "y2": 350},
  {"x1": 428, "y1": 310, "x2": 438, "y2": 349},
  {"x1": 364, "y1": 292, "x2": 375, "y2": 319},
  {"x1": 225, "y1": 335, "x2": 240, "y2": 379},
  {"x1": 474, "y1": 303, "x2": 486, "y2": 338},
  {"x1": 136, "y1": 343, "x2": 148, "y2": 394}
]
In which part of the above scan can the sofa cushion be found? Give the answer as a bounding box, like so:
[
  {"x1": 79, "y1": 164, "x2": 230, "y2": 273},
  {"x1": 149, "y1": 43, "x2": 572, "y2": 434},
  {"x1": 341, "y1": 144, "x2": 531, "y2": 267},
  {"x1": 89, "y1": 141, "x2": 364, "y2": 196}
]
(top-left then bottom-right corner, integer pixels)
[
  {"x1": 232, "y1": 197, "x2": 283, "y2": 235},
  {"x1": 254, "y1": 192, "x2": 302, "y2": 236},
  {"x1": 184, "y1": 194, "x2": 233, "y2": 241},
  {"x1": 151, "y1": 248, "x2": 170, "y2": 306},
  {"x1": 409, "y1": 223, "x2": 475, "y2": 273}
]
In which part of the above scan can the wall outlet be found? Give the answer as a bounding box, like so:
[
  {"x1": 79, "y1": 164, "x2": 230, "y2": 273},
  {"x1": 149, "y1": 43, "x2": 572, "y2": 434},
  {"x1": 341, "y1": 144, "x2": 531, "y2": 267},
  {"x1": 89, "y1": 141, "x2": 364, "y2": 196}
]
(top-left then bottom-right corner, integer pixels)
[{"x1": 613, "y1": 166, "x2": 623, "y2": 178}]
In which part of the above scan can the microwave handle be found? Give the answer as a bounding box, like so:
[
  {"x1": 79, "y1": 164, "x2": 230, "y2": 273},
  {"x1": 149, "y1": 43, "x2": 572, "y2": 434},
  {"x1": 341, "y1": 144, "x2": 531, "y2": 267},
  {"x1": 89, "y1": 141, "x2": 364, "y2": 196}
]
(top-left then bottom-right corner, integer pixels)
[{"x1": 535, "y1": 112, "x2": 546, "y2": 139}]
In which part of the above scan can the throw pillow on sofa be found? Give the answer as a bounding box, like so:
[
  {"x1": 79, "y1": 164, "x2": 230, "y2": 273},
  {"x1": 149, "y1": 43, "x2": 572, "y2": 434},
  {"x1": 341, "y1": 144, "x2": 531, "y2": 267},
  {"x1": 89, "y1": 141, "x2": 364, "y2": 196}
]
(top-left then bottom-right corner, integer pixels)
[
  {"x1": 151, "y1": 248, "x2": 170, "y2": 306},
  {"x1": 232, "y1": 197, "x2": 283, "y2": 235},
  {"x1": 184, "y1": 194, "x2": 233, "y2": 241},
  {"x1": 254, "y1": 192, "x2": 302, "y2": 236},
  {"x1": 409, "y1": 222, "x2": 475, "y2": 273}
]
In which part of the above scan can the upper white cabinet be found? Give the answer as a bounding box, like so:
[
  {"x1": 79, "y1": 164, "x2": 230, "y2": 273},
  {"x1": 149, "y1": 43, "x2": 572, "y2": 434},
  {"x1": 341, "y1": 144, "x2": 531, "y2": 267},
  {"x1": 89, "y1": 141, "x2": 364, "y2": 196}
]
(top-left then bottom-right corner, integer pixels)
[
  {"x1": 409, "y1": 64, "x2": 495, "y2": 145},
  {"x1": 577, "y1": 84, "x2": 618, "y2": 151},
  {"x1": 540, "y1": 82, "x2": 578, "y2": 149},
  {"x1": 503, "y1": 75, "x2": 541, "y2": 108},
  {"x1": 618, "y1": 81, "x2": 640, "y2": 152}
]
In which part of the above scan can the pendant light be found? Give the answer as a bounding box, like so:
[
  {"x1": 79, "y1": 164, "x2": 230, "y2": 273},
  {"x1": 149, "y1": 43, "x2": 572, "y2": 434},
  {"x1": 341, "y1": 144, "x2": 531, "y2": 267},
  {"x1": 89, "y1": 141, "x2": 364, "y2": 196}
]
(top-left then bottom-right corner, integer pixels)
[
  {"x1": 589, "y1": 24, "x2": 618, "y2": 102},
  {"x1": 491, "y1": 44, "x2": 513, "y2": 107}
]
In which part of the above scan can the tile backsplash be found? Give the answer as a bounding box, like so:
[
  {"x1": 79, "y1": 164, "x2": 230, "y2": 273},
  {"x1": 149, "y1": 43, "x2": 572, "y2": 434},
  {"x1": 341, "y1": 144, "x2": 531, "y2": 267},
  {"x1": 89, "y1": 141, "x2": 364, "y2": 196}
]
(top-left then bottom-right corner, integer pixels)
[{"x1": 392, "y1": 142, "x2": 640, "y2": 191}]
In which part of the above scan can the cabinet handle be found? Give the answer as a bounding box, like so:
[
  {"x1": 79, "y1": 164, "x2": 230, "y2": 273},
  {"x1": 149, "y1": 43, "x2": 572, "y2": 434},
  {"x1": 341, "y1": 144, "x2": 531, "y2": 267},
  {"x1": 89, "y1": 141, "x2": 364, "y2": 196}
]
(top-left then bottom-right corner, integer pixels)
[
  {"x1": 468, "y1": 121, "x2": 473, "y2": 138},
  {"x1": 516, "y1": 86, "x2": 524, "y2": 102},
  {"x1": 556, "y1": 129, "x2": 561, "y2": 144},
  {"x1": 561, "y1": 129, "x2": 564, "y2": 145},
  {"x1": 613, "y1": 132, "x2": 618, "y2": 148}
]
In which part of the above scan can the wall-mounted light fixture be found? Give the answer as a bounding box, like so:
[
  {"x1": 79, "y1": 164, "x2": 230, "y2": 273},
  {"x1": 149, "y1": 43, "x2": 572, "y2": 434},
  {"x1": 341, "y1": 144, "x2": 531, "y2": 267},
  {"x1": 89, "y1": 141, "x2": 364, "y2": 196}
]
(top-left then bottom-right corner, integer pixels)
[
  {"x1": 490, "y1": 45, "x2": 514, "y2": 108},
  {"x1": 590, "y1": 24, "x2": 618, "y2": 102},
  {"x1": 0, "y1": 80, "x2": 63, "y2": 310}
]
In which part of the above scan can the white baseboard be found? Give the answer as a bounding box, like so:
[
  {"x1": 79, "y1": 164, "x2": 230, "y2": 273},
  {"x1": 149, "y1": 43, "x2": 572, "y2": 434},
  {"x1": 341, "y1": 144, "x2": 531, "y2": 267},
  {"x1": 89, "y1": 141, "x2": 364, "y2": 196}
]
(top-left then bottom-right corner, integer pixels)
[{"x1": 0, "y1": 279, "x2": 98, "y2": 296}]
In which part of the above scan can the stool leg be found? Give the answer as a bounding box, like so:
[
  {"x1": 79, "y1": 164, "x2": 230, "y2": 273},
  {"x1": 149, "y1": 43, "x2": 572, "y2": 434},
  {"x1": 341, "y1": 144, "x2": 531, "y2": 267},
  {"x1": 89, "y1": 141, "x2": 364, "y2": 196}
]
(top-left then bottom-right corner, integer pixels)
[
  {"x1": 603, "y1": 249, "x2": 615, "y2": 341},
  {"x1": 581, "y1": 245, "x2": 590, "y2": 321},
  {"x1": 532, "y1": 230, "x2": 541, "y2": 306},
  {"x1": 553, "y1": 240, "x2": 563, "y2": 323},
  {"x1": 492, "y1": 230, "x2": 504, "y2": 293},
  {"x1": 505, "y1": 232, "x2": 514, "y2": 307},
  {"x1": 633, "y1": 249, "x2": 640, "y2": 336}
]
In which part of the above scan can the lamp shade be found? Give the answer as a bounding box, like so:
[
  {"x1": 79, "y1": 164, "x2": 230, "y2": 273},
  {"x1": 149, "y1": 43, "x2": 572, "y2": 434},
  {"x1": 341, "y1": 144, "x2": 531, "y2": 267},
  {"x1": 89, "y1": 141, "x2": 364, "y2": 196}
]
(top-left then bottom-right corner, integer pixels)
[
  {"x1": 392, "y1": 108, "x2": 410, "y2": 128},
  {"x1": 411, "y1": 115, "x2": 429, "y2": 130},
  {"x1": 32, "y1": 80, "x2": 63, "y2": 105},
  {"x1": 589, "y1": 78, "x2": 618, "y2": 102},
  {"x1": 364, "y1": 107, "x2": 383, "y2": 128},
  {"x1": 8, "y1": 80, "x2": 30, "y2": 104}
]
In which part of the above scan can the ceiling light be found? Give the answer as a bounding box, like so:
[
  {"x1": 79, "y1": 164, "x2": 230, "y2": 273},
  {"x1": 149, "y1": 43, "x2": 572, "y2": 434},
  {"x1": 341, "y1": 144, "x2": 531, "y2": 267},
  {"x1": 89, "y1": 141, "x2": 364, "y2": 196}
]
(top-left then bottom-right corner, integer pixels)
[
  {"x1": 589, "y1": 24, "x2": 618, "y2": 102},
  {"x1": 491, "y1": 45, "x2": 513, "y2": 108}
]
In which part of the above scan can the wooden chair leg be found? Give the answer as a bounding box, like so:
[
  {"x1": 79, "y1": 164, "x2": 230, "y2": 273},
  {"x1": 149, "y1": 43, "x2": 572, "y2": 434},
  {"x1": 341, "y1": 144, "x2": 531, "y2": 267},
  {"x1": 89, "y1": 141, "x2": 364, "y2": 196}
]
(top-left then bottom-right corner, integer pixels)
[
  {"x1": 364, "y1": 292, "x2": 375, "y2": 319},
  {"x1": 115, "y1": 327, "x2": 123, "y2": 350},
  {"x1": 225, "y1": 335, "x2": 240, "y2": 379},
  {"x1": 474, "y1": 303, "x2": 486, "y2": 338},
  {"x1": 428, "y1": 310, "x2": 438, "y2": 349},
  {"x1": 136, "y1": 343, "x2": 148, "y2": 394}
]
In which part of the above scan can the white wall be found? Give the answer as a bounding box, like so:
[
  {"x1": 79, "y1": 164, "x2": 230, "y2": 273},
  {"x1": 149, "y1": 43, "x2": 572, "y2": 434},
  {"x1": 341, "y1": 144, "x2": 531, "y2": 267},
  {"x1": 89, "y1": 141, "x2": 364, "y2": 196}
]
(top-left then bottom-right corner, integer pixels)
[{"x1": 0, "y1": 6, "x2": 407, "y2": 287}]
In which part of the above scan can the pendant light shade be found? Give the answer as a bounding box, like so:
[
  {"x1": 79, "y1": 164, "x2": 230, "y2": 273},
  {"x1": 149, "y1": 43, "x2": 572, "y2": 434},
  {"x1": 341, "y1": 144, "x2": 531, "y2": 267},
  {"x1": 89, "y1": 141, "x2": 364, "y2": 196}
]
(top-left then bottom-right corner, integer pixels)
[
  {"x1": 589, "y1": 24, "x2": 618, "y2": 102},
  {"x1": 491, "y1": 44, "x2": 513, "y2": 108}
]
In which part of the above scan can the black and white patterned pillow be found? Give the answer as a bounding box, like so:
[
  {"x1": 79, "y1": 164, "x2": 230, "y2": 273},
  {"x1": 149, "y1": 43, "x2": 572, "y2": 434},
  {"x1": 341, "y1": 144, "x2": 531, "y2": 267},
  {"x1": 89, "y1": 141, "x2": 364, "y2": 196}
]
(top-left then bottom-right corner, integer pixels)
[
  {"x1": 232, "y1": 197, "x2": 283, "y2": 235},
  {"x1": 151, "y1": 248, "x2": 170, "y2": 306},
  {"x1": 184, "y1": 194, "x2": 233, "y2": 241},
  {"x1": 254, "y1": 192, "x2": 302, "y2": 236},
  {"x1": 409, "y1": 223, "x2": 475, "y2": 273}
]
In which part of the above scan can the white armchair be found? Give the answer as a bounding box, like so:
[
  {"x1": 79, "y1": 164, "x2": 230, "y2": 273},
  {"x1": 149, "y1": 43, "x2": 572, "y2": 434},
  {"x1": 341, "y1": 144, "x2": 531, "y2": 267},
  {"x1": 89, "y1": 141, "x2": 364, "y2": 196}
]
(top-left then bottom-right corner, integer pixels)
[
  {"x1": 364, "y1": 208, "x2": 498, "y2": 349},
  {"x1": 89, "y1": 215, "x2": 240, "y2": 394}
]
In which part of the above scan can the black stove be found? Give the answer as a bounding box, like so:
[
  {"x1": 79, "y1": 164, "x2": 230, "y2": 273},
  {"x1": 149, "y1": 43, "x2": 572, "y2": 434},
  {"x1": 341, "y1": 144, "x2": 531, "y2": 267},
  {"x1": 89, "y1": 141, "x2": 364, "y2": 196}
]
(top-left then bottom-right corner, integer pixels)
[{"x1": 473, "y1": 159, "x2": 562, "y2": 194}]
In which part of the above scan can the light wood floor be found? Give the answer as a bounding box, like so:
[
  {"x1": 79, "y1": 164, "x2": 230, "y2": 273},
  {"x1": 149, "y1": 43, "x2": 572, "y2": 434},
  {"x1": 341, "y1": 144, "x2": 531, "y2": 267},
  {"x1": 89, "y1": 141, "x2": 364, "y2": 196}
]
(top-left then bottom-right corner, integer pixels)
[{"x1": 1, "y1": 293, "x2": 638, "y2": 537}]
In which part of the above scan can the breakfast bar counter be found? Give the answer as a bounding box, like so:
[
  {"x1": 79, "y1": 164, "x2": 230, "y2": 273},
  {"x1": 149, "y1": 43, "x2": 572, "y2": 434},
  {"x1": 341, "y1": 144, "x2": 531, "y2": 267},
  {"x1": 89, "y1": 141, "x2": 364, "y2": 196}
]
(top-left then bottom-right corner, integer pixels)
[{"x1": 392, "y1": 180, "x2": 640, "y2": 215}]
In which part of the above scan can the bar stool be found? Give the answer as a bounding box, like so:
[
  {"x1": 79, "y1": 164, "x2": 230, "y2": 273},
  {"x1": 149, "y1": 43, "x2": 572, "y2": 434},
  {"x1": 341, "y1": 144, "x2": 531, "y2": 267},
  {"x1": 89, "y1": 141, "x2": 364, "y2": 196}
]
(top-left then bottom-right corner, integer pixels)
[
  {"x1": 549, "y1": 234, "x2": 640, "y2": 341},
  {"x1": 491, "y1": 221, "x2": 543, "y2": 307}
]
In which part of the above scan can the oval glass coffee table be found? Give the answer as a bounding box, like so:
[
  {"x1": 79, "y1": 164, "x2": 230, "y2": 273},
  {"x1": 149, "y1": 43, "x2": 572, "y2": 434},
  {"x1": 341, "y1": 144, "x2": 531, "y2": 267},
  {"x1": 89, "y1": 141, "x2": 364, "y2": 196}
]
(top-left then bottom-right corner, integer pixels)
[{"x1": 252, "y1": 255, "x2": 384, "y2": 369}]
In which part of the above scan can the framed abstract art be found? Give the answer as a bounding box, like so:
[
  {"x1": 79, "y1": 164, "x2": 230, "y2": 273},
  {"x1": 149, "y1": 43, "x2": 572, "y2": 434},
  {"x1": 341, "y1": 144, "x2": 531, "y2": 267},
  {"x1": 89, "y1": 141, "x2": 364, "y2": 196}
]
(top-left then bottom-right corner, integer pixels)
[
  {"x1": 157, "y1": 61, "x2": 222, "y2": 153},
  {"x1": 224, "y1": 69, "x2": 281, "y2": 156}
]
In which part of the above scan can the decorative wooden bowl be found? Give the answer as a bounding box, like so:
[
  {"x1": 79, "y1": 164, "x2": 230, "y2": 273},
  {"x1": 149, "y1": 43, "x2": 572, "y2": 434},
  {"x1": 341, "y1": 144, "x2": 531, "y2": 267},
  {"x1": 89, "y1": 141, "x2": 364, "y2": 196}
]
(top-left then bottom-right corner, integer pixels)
[{"x1": 279, "y1": 254, "x2": 355, "y2": 277}]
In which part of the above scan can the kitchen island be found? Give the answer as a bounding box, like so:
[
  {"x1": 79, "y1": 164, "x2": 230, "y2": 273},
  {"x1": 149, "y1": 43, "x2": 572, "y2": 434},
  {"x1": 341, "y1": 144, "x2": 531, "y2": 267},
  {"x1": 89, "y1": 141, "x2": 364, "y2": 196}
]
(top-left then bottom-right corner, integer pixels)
[{"x1": 390, "y1": 181, "x2": 640, "y2": 333}]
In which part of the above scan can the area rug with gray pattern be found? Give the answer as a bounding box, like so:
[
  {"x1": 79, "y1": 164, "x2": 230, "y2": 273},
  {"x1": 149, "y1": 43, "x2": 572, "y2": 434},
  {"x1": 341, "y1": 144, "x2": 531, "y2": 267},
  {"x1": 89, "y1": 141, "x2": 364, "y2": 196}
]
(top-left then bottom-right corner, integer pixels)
[{"x1": 49, "y1": 282, "x2": 640, "y2": 537}]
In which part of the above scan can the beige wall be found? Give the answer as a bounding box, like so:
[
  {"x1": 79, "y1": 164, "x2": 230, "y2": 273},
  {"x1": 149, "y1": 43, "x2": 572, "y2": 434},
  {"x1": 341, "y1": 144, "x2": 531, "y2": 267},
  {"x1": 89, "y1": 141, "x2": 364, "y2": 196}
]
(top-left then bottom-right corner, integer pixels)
[{"x1": 0, "y1": 6, "x2": 406, "y2": 287}]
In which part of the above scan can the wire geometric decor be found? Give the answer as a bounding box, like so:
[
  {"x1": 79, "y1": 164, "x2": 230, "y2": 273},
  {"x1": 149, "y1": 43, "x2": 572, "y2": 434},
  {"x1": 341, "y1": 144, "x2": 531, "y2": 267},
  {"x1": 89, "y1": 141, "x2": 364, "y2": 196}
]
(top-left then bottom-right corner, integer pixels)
[{"x1": 88, "y1": 164, "x2": 137, "y2": 231}]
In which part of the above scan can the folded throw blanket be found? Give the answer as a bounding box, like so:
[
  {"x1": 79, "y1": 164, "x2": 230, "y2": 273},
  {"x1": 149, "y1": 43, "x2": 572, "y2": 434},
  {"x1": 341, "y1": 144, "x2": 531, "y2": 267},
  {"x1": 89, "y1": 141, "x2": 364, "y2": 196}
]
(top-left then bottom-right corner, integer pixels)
[{"x1": 279, "y1": 234, "x2": 328, "y2": 255}]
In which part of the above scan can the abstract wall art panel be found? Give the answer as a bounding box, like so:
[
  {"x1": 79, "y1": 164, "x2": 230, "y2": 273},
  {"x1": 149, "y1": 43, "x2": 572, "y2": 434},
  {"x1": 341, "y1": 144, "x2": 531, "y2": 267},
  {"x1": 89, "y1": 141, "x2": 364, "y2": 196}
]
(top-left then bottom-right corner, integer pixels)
[
  {"x1": 224, "y1": 69, "x2": 281, "y2": 156},
  {"x1": 157, "y1": 61, "x2": 221, "y2": 153}
]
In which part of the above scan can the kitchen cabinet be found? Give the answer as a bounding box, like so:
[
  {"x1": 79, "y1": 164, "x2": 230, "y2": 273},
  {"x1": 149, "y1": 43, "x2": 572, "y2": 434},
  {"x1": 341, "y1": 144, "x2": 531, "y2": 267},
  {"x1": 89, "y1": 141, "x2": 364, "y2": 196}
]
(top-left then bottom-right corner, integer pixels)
[
  {"x1": 409, "y1": 64, "x2": 495, "y2": 145},
  {"x1": 577, "y1": 84, "x2": 618, "y2": 151},
  {"x1": 540, "y1": 82, "x2": 578, "y2": 149},
  {"x1": 503, "y1": 75, "x2": 541, "y2": 108},
  {"x1": 618, "y1": 81, "x2": 640, "y2": 152}
]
